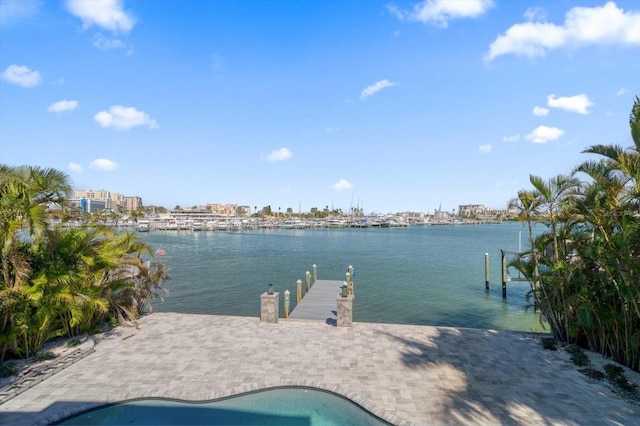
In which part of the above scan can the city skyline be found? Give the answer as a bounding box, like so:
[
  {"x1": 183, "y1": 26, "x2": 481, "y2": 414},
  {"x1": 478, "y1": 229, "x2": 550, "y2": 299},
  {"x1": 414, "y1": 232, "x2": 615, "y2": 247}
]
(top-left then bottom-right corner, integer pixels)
[{"x1": 1, "y1": 0, "x2": 639, "y2": 214}]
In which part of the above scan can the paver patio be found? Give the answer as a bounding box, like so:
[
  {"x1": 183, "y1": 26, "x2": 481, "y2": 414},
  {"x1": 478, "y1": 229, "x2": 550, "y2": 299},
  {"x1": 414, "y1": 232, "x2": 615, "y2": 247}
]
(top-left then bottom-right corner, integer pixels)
[{"x1": 1, "y1": 312, "x2": 638, "y2": 425}]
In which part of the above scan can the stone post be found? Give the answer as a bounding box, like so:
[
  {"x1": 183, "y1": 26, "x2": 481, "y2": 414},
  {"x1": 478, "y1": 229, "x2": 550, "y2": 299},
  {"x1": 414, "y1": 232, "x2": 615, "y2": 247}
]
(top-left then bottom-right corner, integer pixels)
[
  {"x1": 260, "y1": 291, "x2": 279, "y2": 323},
  {"x1": 336, "y1": 294, "x2": 354, "y2": 327}
]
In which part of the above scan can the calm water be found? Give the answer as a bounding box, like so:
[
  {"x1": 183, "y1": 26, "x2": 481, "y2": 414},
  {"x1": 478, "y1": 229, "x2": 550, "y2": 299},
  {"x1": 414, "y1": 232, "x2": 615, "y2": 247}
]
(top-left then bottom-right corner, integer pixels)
[
  {"x1": 139, "y1": 222, "x2": 545, "y2": 332},
  {"x1": 59, "y1": 388, "x2": 390, "y2": 426}
]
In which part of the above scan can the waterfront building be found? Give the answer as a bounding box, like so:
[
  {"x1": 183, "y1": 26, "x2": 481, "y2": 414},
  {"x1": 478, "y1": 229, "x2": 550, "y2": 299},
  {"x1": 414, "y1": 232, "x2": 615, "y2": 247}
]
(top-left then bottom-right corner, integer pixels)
[{"x1": 72, "y1": 189, "x2": 143, "y2": 213}]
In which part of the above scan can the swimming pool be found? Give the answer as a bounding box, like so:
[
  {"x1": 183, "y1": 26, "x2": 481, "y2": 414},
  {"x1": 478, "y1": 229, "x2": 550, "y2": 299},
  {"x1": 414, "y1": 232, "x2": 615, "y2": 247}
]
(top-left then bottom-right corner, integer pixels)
[{"x1": 56, "y1": 387, "x2": 393, "y2": 425}]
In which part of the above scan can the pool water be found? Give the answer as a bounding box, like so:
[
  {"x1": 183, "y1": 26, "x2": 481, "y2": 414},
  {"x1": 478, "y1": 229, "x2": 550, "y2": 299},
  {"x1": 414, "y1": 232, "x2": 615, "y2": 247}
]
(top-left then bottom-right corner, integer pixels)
[{"x1": 57, "y1": 387, "x2": 392, "y2": 425}]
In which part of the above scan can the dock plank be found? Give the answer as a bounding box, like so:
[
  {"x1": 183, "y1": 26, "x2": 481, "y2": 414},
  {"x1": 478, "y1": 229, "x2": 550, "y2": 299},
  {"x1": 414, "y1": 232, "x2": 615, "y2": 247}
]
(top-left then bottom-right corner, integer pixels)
[{"x1": 288, "y1": 279, "x2": 344, "y2": 321}]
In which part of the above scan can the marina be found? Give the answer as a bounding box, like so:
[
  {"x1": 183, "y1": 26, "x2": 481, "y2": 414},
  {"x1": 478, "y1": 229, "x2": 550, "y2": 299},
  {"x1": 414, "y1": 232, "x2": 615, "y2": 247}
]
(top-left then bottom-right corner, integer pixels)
[{"x1": 137, "y1": 222, "x2": 545, "y2": 333}]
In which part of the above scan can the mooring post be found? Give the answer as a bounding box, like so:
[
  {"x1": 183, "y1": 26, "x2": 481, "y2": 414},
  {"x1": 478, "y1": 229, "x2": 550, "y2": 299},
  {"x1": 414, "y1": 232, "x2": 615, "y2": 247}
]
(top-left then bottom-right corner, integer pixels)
[
  {"x1": 312, "y1": 264, "x2": 317, "y2": 284},
  {"x1": 347, "y1": 265, "x2": 354, "y2": 295},
  {"x1": 345, "y1": 272, "x2": 352, "y2": 296},
  {"x1": 296, "y1": 279, "x2": 302, "y2": 303},
  {"x1": 485, "y1": 252, "x2": 490, "y2": 290},
  {"x1": 284, "y1": 289, "x2": 290, "y2": 318},
  {"x1": 501, "y1": 250, "x2": 507, "y2": 299},
  {"x1": 305, "y1": 271, "x2": 310, "y2": 292}
]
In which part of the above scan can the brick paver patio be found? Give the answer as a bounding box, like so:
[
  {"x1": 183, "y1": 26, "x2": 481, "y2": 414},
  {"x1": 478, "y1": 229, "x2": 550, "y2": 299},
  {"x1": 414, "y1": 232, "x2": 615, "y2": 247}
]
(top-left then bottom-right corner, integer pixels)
[{"x1": 1, "y1": 312, "x2": 638, "y2": 425}]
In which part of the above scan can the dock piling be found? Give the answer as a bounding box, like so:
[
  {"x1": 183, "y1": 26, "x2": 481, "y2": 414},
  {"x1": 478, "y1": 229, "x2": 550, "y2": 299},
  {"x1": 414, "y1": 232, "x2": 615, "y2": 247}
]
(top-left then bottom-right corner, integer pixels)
[
  {"x1": 501, "y1": 250, "x2": 507, "y2": 299},
  {"x1": 296, "y1": 279, "x2": 302, "y2": 303},
  {"x1": 305, "y1": 271, "x2": 310, "y2": 292},
  {"x1": 312, "y1": 264, "x2": 317, "y2": 284},
  {"x1": 485, "y1": 253, "x2": 490, "y2": 290},
  {"x1": 284, "y1": 290, "x2": 290, "y2": 318}
]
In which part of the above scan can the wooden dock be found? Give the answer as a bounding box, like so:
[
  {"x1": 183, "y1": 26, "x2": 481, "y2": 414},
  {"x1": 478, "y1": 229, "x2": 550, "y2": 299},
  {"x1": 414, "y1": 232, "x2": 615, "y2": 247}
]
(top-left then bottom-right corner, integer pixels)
[{"x1": 288, "y1": 279, "x2": 344, "y2": 321}]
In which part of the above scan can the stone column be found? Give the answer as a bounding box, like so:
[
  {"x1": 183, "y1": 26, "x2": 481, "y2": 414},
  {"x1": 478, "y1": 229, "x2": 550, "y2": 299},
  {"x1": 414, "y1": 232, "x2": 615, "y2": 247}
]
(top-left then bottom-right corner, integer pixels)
[
  {"x1": 336, "y1": 294, "x2": 354, "y2": 327},
  {"x1": 260, "y1": 292, "x2": 279, "y2": 323}
]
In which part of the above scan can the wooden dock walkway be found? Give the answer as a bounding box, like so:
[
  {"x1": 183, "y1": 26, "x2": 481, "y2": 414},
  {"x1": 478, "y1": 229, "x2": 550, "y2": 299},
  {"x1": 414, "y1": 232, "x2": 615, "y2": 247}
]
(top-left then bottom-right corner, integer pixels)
[{"x1": 288, "y1": 279, "x2": 344, "y2": 321}]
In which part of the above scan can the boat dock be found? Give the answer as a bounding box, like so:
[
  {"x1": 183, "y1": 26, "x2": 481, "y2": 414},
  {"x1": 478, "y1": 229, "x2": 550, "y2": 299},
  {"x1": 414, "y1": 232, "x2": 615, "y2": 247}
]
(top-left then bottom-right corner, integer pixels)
[{"x1": 288, "y1": 279, "x2": 344, "y2": 322}]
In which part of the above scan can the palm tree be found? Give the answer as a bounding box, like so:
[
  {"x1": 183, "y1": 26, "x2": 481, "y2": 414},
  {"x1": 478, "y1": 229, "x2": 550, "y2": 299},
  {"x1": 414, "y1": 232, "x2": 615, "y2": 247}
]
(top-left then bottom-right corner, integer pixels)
[
  {"x1": 0, "y1": 165, "x2": 170, "y2": 361},
  {"x1": 1, "y1": 165, "x2": 72, "y2": 359}
]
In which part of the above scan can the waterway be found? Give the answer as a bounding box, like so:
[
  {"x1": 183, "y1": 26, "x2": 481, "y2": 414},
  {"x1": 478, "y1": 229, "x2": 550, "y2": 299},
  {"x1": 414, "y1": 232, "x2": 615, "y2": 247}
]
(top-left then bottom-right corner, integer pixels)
[{"x1": 139, "y1": 222, "x2": 546, "y2": 332}]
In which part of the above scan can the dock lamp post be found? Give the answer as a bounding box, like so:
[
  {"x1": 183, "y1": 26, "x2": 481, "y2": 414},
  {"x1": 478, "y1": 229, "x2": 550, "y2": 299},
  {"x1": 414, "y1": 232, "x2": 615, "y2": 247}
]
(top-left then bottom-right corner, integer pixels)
[
  {"x1": 267, "y1": 283, "x2": 274, "y2": 295},
  {"x1": 341, "y1": 282, "x2": 348, "y2": 298}
]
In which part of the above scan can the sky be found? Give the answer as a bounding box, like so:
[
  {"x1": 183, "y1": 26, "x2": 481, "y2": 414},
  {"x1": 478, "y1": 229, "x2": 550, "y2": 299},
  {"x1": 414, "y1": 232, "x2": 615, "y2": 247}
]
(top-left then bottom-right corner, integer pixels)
[{"x1": 1, "y1": 0, "x2": 639, "y2": 215}]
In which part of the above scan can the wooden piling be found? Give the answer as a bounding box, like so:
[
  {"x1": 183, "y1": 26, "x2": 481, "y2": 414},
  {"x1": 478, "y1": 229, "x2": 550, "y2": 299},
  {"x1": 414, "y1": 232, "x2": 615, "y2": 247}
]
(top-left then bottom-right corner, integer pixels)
[
  {"x1": 312, "y1": 264, "x2": 317, "y2": 284},
  {"x1": 284, "y1": 290, "x2": 290, "y2": 318},
  {"x1": 296, "y1": 279, "x2": 302, "y2": 303},
  {"x1": 305, "y1": 271, "x2": 310, "y2": 292}
]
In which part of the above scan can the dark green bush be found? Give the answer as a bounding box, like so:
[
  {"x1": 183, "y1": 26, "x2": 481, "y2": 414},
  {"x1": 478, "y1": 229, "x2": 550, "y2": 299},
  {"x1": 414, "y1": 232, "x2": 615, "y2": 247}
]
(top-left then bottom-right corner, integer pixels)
[
  {"x1": 566, "y1": 345, "x2": 590, "y2": 366},
  {"x1": 65, "y1": 338, "x2": 81, "y2": 348},
  {"x1": 540, "y1": 337, "x2": 557, "y2": 350},
  {"x1": 33, "y1": 351, "x2": 56, "y2": 362},
  {"x1": 604, "y1": 364, "x2": 637, "y2": 392},
  {"x1": 0, "y1": 361, "x2": 19, "y2": 378}
]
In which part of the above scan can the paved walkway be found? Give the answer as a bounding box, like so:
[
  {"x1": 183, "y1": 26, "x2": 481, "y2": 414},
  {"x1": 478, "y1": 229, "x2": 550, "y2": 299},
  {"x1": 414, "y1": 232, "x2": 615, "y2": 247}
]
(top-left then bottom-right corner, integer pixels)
[{"x1": 1, "y1": 313, "x2": 638, "y2": 425}]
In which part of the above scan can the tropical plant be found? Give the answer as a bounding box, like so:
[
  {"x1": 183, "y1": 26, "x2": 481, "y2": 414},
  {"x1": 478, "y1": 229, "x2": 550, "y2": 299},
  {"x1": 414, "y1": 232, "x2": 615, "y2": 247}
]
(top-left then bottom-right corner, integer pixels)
[
  {"x1": 1, "y1": 165, "x2": 169, "y2": 362},
  {"x1": 509, "y1": 97, "x2": 639, "y2": 371}
]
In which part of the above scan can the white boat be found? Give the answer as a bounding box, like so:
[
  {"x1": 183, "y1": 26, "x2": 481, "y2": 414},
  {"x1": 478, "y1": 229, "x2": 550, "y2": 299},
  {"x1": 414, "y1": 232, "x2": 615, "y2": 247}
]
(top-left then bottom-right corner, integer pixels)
[{"x1": 136, "y1": 221, "x2": 150, "y2": 232}]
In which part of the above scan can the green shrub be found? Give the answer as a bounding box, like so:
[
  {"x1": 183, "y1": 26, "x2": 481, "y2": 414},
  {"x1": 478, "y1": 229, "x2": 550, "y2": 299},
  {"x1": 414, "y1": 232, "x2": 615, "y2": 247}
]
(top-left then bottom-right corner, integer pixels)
[
  {"x1": 566, "y1": 345, "x2": 590, "y2": 366},
  {"x1": 65, "y1": 338, "x2": 82, "y2": 348},
  {"x1": 33, "y1": 351, "x2": 56, "y2": 362},
  {"x1": 540, "y1": 337, "x2": 557, "y2": 350},
  {"x1": 0, "y1": 361, "x2": 19, "y2": 378},
  {"x1": 604, "y1": 364, "x2": 638, "y2": 392}
]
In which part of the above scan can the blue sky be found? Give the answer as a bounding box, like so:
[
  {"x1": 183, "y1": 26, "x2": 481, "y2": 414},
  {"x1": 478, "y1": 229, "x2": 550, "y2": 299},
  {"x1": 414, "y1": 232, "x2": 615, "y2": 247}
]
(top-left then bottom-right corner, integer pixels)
[{"x1": 1, "y1": 0, "x2": 639, "y2": 214}]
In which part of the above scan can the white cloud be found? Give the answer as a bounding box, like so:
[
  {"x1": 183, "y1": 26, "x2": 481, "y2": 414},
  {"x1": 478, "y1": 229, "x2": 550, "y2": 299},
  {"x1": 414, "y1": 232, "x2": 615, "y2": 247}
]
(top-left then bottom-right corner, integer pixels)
[
  {"x1": 360, "y1": 79, "x2": 397, "y2": 100},
  {"x1": 1, "y1": 64, "x2": 41, "y2": 87},
  {"x1": 524, "y1": 7, "x2": 548, "y2": 22},
  {"x1": 533, "y1": 106, "x2": 549, "y2": 116},
  {"x1": 90, "y1": 158, "x2": 118, "y2": 171},
  {"x1": 479, "y1": 144, "x2": 493, "y2": 153},
  {"x1": 68, "y1": 162, "x2": 83, "y2": 172},
  {"x1": 0, "y1": 0, "x2": 41, "y2": 24},
  {"x1": 486, "y1": 2, "x2": 640, "y2": 61},
  {"x1": 93, "y1": 34, "x2": 126, "y2": 50},
  {"x1": 331, "y1": 179, "x2": 352, "y2": 191},
  {"x1": 389, "y1": 0, "x2": 494, "y2": 28},
  {"x1": 616, "y1": 88, "x2": 628, "y2": 95},
  {"x1": 265, "y1": 148, "x2": 292, "y2": 162},
  {"x1": 48, "y1": 99, "x2": 78, "y2": 113},
  {"x1": 65, "y1": 0, "x2": 135, "y2": 34},
  {"x1": 526, "y1": 125, "x2": 564, "y2": 144},
  {"x1": 547, "y1": 94, "x2": 593, "y2": 114},
  {"x1": 502, "y1": 134, "x2": 520, "y2": 142},
  {"x1": 94, "y1": 105, "x2": 157, "y2": 130}
]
